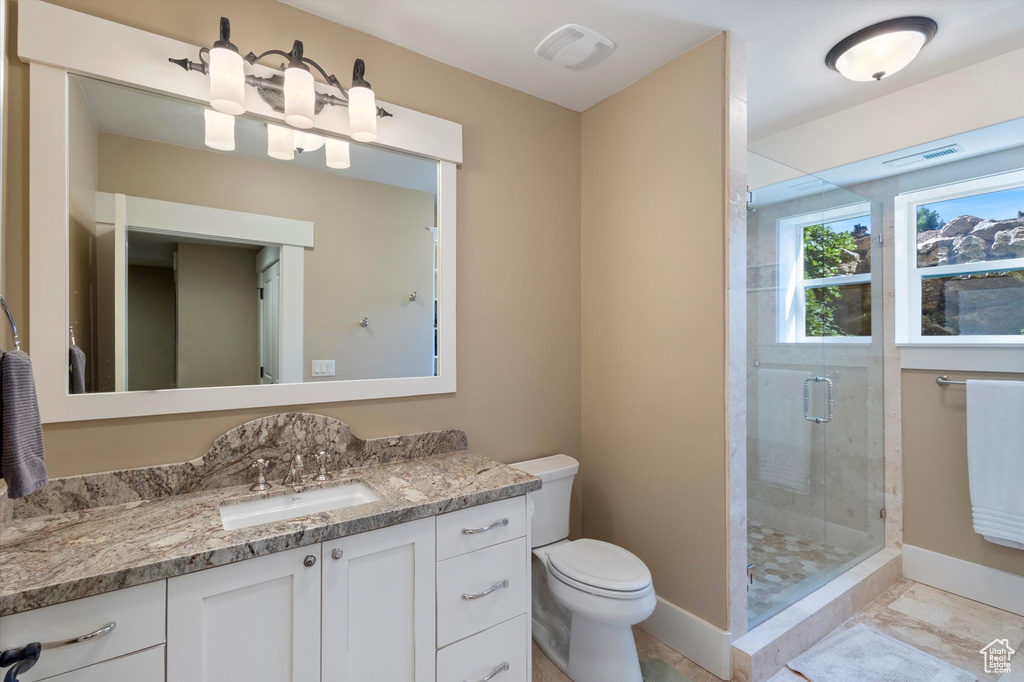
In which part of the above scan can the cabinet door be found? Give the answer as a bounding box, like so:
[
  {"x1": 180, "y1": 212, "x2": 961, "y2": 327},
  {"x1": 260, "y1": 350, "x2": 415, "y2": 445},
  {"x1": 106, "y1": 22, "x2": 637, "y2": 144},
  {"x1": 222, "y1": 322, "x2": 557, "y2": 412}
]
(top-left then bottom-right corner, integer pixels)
[
  {"x1": 167, "y1": 546, "x2": 320, "y2": 682},
  {"x1": 322, "y1": 517, "x2": 436, "y2": 682}
]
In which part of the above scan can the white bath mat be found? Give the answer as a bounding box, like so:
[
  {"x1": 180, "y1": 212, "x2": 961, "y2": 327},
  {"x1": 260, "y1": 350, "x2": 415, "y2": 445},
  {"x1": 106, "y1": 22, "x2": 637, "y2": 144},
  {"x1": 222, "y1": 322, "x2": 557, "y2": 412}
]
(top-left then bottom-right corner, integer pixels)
[{"x1": 787, "y1": 624, "x2": 977, "y2": 682}]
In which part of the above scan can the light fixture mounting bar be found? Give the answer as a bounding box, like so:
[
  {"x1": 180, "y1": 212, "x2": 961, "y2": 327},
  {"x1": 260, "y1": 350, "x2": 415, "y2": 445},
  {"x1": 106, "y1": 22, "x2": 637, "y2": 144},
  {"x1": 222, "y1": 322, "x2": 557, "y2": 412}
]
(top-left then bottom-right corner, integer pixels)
[{"x1": 170, "y1": 31, "x2": 392, "y2": 120}]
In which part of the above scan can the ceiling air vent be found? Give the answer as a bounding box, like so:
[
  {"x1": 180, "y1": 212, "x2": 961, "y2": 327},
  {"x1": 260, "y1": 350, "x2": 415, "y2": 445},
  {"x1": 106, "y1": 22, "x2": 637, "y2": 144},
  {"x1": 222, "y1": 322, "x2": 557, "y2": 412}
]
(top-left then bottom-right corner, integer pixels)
[
  {"x1": 535, "y1": 23, "x2": 615, "y2": 71},
  {"x1": 882, "y1": 144, "x2": 963, "y2": 169}
]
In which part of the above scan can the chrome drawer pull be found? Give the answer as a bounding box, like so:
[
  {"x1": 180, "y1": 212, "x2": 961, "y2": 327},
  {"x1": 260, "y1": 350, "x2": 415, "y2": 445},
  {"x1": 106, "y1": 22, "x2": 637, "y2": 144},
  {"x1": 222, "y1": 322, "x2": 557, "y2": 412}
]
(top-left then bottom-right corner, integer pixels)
[
  {"x1": 461, "y1": 579, "x2": 509, "y2": 600},
  {"x1": 461, "y1": 518, "x2": 509, "y2": 535},
  {"x1": 42, "y1": 622, "x2": 117, "y2": 650},
  {"x1": 465, "y1": 662, "x2": 509, "y2": 682}
]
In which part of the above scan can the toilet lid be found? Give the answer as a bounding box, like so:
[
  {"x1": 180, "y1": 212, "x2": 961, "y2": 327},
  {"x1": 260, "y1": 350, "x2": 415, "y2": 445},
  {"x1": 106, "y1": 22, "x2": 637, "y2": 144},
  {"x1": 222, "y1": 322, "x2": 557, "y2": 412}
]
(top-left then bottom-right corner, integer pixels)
[{"x1": 547, "y1": 539, "x2": 652, "y2": 593}]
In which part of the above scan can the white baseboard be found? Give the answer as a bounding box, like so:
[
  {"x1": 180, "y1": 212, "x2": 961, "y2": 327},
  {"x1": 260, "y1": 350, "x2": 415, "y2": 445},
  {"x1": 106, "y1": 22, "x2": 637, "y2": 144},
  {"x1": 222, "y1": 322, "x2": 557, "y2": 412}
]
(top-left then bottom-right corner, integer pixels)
[
  {"x1": 637, "y1": 597, "x2": 731, "y2": 680},
  {"x1": 902, "y1": 544, "x2": 1024, "y2": 616}
]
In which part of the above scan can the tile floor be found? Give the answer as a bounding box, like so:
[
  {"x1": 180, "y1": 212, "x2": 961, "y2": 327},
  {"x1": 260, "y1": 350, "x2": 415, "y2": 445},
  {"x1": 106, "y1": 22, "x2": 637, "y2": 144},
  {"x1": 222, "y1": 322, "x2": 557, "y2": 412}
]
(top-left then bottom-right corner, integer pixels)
[
  {"x1": 532, "y1": 626, "x2": 721, "y2": 682},
  {"x1": 747, "y1": 521, "x2": 856, "y2": 625},
  {"x1": 533, "y1": 579, "x2": 1024, "y2": 682},
  {"x1": 767, "y1": 579, "x2": 1024, "y2": 682}
]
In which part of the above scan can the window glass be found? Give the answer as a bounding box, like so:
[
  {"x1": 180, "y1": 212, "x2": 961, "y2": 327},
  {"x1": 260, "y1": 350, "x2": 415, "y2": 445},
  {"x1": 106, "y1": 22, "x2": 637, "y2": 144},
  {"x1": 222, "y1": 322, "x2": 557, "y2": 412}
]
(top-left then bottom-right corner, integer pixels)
[
  {"x1": 921, "y1": 269, "x2": 1024, "y2": 336},
  {"x1": 804, "y1": 216, "x2": 872, "y2": 278},
  {"x1": 916, "y1": 186, "x2": 1024, "y2": 268},
  {"x1": 805, "y1": 282, "x2": 871, "y2": 337}
]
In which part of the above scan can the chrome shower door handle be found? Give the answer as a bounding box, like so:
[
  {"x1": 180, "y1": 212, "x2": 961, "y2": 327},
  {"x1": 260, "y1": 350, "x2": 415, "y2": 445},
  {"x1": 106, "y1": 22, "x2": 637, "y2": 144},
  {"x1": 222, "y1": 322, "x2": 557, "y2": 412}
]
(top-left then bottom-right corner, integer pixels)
[{"x1": 803, "y1": 376, "x2": 834, "y2": 424}]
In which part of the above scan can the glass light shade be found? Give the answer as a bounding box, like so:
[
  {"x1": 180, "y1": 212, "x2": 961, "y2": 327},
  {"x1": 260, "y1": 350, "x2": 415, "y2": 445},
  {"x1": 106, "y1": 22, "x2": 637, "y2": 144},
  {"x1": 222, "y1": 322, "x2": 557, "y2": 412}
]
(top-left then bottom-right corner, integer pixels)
[
  {"x1": 325, "y1": 138, "x2": 351, "y2": 169},
  {"x1": 284, "y1": 66, "x2": 316, "y2": 129},
  {"x1": 834, "y1": 30, "x2": 927, "y2": 81},
  {"x1": 208, "y1": 47, "x2": 246, "y2": 115},
  {"x1": 293, "y1": 131, "x2": 325, "y2": 153},
  {"x1": 204, "y1": 109, "x2": 235, "y2": 151},
  {"x1": 267, "y1": 124, "x2": 294, "y2": 160},
  {"x1": 348, "y1": 85, "x2": 377, "y2": 142}
]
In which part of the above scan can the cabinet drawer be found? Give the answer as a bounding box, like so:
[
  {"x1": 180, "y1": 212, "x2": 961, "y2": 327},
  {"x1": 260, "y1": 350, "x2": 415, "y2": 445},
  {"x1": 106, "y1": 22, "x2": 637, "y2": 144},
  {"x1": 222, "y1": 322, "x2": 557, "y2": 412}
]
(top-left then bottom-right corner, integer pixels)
[
  {"x1": 436, "y1": 538, "x2": 527, "y2": 647},
  {"x1": 436, "y1": 497, "x2": 526, "y2": 561},
  {"x1": 0, "y1": 581, "x2": 166, "y2": 682},
  {"x1": 437, "y1": 615, "x2": 527, "y2": 682},
  {"x1": 43, "y1": 646, "x2": 164, "y2": 682}
]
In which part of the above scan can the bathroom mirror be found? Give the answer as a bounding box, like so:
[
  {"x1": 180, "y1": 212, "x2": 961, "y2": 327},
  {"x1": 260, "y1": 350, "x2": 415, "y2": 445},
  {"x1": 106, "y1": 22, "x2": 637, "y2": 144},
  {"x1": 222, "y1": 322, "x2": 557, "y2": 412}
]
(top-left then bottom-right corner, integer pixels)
[
  {"x1": 68, "y1": 75, "x2": 438, "y2": 394},
  {"x1": 22, "y1": 1, "x2": 461, "y2": 422}
]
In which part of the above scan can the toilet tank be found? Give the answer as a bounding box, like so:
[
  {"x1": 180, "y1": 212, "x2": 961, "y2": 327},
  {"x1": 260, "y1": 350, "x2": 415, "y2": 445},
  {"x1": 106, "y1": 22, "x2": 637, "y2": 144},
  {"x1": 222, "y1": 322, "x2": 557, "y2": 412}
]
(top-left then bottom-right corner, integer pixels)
[{"x1": 509, "y1": 454, "x2": 579, "y2": 548}]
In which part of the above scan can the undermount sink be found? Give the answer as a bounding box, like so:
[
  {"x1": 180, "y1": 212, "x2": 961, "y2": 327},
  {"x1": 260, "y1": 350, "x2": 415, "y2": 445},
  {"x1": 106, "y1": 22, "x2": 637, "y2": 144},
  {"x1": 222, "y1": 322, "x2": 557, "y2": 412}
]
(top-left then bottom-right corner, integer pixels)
[{"x1": 220, "y1": 483, "x2": 379, "y2": 531}]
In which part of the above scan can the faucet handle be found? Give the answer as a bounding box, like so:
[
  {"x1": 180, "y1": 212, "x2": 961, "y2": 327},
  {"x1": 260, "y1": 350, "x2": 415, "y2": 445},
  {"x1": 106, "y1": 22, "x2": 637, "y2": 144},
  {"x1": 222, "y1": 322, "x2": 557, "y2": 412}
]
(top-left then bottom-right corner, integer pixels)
[
  {"x1": 312, "y1": 451, "x2": 332, "y2": 482},
  {"x1": 249, "y1": 458, "x2": 271, "y2": 492}
]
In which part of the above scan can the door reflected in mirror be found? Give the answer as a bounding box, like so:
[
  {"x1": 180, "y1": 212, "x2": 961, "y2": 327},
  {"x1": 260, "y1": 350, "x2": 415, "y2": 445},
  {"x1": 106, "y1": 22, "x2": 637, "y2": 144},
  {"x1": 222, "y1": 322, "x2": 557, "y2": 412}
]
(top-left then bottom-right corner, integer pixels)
[{"x1": 67, "y1": 74, "x2": 440, "y2": 394}]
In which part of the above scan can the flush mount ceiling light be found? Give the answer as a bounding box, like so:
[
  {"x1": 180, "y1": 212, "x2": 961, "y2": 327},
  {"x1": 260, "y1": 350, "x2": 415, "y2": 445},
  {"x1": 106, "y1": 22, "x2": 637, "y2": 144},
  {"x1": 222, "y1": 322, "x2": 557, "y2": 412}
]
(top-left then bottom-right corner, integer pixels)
[
  {"x1": 170, "y1": 18, "x2": 392, "y2": 141},
  {"x1": 826, "y1": 16, "x2": 937, "y2": 82}
]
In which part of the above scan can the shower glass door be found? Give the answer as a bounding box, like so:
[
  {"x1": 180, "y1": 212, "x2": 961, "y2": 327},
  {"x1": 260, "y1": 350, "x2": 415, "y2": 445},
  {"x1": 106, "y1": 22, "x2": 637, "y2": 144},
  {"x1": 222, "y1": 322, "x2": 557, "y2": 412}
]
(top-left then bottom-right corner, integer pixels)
[{"x1": 746, "y1": 152, "x2": 885, "y2": 628}]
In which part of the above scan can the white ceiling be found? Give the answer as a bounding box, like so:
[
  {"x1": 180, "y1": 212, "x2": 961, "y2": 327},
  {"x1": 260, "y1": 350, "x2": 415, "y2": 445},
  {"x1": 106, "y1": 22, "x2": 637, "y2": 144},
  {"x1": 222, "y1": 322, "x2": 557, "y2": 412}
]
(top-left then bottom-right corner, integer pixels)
[{"x1": 280, "y1": 0, "x2": 1024, "y2": 139}]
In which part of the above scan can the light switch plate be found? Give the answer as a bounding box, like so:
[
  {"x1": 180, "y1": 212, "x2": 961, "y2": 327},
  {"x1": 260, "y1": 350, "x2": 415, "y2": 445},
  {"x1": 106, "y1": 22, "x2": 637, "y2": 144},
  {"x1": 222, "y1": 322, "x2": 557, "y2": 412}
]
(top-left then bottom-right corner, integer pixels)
[{"x1": 311, "y1": 360, "x2": 336, "y2": 377}]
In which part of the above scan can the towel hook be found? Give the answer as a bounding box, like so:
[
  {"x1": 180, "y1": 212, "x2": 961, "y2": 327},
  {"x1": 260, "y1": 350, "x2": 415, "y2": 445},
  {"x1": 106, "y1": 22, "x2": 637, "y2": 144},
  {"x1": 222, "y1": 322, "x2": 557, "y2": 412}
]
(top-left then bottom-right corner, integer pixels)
[
  {"x1": 68, "y1": 326, "x2": 77, "y2": 347},
  {"x1": 0, "y1": 296, "x2": 20, "y2": 351}
]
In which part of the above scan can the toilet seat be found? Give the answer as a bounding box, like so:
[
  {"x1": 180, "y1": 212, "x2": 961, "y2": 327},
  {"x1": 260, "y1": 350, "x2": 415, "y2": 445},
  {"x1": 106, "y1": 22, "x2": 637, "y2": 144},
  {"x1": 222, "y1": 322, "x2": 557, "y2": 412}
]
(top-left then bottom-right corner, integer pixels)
[{"x1": 547, "y1": 539, "x2": 653, "y2": 599}]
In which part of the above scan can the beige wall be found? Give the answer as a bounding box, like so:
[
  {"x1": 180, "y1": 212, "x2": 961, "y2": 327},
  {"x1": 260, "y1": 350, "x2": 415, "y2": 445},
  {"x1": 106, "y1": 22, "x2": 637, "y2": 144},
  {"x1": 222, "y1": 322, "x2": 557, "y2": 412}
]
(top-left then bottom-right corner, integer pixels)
[
  {"x1": 3, "y1": 0, "x2": 582, "y2": 534},
  {"x1": 126, "y1": 264, "x2": 175, "y2": 391},
  {"x1": 902, "y1": 370, "x2": 1024, "y2": 576},
  {"x1": 176, "y1": 242, "x2": 259, "y2": 388},
  {"x1": 96, "y1": 133, "x2": 436, "y2": 383},
  {"x1": 581, "y1": 35, "x2": 730, "y2": 629}
]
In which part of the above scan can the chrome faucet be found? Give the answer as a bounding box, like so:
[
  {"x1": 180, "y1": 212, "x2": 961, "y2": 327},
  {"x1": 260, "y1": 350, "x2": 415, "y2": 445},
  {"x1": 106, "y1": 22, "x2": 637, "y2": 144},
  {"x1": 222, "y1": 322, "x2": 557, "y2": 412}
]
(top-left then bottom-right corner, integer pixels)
[{"x1": 283, "y1": 453, "x2": 305, "y2": 489}]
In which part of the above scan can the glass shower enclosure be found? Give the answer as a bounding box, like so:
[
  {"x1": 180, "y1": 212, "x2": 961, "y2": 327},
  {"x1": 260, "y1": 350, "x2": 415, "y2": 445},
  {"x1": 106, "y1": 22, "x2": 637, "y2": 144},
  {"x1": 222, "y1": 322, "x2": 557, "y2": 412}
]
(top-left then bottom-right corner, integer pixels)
[{"x1": 746, "y1": 152, "x2": 886, "y2": 627}]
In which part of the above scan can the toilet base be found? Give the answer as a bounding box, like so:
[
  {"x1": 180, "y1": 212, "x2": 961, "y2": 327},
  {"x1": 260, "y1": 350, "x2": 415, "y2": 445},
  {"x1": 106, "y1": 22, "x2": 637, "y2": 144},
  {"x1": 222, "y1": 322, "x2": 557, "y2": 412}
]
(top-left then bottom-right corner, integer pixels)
[{"x1": 565, "y1": 613, "x2": 642, "y2": 682}]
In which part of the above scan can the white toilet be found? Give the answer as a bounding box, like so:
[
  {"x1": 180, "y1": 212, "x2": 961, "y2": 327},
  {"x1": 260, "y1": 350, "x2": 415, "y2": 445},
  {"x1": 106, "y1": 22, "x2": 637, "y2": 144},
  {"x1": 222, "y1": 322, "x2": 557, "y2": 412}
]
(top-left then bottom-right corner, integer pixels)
[{"x1": 511, "y1": 454, "x2": 656, "y2": 682}]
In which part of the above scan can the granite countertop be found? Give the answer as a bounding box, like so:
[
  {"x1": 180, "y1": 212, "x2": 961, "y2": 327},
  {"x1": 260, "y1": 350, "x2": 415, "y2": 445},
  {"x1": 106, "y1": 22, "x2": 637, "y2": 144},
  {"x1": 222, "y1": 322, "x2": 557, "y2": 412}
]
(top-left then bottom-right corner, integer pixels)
[{"x1": 0, "y1": 415, "x2": 541, "y2": 617}]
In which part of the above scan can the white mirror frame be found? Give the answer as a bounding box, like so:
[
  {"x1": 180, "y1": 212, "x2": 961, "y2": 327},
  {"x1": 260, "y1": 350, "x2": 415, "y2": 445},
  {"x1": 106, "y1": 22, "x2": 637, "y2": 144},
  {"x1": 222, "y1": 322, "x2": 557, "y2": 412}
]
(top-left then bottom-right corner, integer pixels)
[{"x1": 20, "y1": 0, "x2": 461, "y2": 423}]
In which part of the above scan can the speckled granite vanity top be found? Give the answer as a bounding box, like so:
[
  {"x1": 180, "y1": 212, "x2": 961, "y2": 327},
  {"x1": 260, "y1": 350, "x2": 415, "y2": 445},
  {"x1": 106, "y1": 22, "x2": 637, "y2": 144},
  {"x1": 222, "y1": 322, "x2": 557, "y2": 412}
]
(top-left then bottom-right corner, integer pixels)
[{"x1": 0, "y1": 414, "x2": 539, "y2": 616}]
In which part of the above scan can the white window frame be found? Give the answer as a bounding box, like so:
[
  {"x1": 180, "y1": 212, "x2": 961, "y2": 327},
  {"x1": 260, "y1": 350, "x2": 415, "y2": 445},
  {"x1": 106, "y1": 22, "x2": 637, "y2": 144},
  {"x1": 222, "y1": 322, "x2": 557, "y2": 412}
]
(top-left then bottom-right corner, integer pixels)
[
  {"x1": 777, "y1": 202, "x2": 873, "y2": 344},
  {"x1": 894, "y1": 169, "x2": 1024, "y2": 347}
]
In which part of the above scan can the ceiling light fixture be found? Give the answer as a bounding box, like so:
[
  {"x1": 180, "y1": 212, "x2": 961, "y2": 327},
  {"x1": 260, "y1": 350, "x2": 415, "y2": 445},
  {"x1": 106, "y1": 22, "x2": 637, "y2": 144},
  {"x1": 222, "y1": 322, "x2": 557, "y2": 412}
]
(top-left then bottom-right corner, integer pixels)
[
  {"x1": 170, "y1": 17, "x2": 393, "y2": 141},
  {"x1": 825, "y1": 16, "x2": 937, "y2": 82}
]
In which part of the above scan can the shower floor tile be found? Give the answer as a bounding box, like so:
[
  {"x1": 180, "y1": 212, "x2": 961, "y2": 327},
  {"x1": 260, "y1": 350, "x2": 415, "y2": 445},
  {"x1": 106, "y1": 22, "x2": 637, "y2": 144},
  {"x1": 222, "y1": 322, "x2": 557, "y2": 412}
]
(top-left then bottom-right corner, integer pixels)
[{"x1": 748, "y1": 521, "x2": 856, "y2": 625}]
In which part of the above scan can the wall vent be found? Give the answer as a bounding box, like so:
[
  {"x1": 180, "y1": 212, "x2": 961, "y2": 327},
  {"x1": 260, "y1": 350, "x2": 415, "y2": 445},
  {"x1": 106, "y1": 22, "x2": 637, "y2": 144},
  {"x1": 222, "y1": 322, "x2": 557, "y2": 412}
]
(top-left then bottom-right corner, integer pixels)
[
  {"x1": 535, "y1": 23, "x2": 615, "y2": 71},
  {"x1": 882, "y1": 144, "x2": 963, "y2": 169}
]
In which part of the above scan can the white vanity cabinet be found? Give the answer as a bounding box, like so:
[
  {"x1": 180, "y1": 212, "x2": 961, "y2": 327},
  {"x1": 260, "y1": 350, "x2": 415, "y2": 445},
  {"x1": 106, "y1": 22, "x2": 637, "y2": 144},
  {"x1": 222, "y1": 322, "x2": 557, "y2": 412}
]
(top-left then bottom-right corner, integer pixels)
[
  {"x1": 166, "y1": 545, "x2": 321, "y2": 682},
  {"x1": 322, "y1": 518, "x2": 436, "y2": 682},
  {"x1": 4, "y1": 497, "x2": 530, "y2": 682}
]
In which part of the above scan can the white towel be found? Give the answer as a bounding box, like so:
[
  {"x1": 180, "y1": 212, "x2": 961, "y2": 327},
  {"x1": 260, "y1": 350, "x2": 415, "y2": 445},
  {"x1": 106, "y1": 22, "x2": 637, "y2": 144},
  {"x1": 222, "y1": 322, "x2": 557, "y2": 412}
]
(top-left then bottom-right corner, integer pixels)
[
  {"x1": 967, "y1": 379, "x2": 1024, "y2": 550},
  {"x1": 757, "y1": 369, "x2": 815, "y2": 494}
]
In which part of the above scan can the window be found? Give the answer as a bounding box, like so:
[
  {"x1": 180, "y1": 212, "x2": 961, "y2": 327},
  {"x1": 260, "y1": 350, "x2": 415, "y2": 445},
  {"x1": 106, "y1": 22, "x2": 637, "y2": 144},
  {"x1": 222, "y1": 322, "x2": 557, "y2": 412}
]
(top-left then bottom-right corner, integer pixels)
[
  {"x1": 778, "y1": 202, "x2": 873, "y2": 343},
  {"x1": 894, "y1": 170, "x2": 1024, "y2": 345}
]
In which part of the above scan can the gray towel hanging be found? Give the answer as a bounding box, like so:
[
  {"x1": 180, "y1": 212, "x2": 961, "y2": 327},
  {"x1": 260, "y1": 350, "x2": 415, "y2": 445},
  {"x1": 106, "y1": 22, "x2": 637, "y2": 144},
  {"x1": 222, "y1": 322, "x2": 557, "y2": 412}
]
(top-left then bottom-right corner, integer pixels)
[{"x1": 1, "y1": 350, "x2": 48, "y2": 498}]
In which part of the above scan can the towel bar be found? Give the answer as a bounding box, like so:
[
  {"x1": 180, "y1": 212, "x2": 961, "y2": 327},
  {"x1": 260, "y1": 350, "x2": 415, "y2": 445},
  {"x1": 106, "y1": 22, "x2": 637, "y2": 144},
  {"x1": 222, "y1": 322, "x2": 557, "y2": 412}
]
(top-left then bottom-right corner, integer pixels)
[
  {"x1": 0, "y1": 296, "x2": 20, "y2": 351},
  {"x1": 936, "y1": 375, "x2": 966, "y2": 387}
]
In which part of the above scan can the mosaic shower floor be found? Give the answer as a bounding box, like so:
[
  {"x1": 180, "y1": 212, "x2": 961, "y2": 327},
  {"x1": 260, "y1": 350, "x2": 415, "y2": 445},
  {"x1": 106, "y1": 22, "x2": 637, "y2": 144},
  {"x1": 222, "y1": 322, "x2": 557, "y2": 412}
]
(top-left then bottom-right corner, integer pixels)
[{"x1": 747, "y1": 521, "x2": 857, "y2": 625}]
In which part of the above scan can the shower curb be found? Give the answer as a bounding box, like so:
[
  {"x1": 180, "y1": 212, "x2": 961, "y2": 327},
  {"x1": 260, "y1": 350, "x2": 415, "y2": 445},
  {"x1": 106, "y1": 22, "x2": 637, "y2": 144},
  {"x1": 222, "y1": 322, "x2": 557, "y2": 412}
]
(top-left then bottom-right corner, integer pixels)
[{"x1": 730, "y1": 548, "x2": 901, "y2": 682}]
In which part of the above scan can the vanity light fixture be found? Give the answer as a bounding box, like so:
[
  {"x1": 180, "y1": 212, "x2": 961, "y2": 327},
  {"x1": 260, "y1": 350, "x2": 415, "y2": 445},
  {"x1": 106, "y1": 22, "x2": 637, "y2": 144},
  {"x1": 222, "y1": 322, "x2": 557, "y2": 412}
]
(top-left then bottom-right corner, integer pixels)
[
  {"x1": 267, "y1": 124, "x2": 295, "y2": 160},
  {"x1": 325, "y1": 138, "x2": 351, "y2": 169},
  {"x1": 170, "y1": 17, "x2": 393, "y2": 141},
  {"x1": 204, "y1": 109, "x2": 235, "y2": 151},
  {"x1": 293, "y1": 130, "x2": 325, "y2": 153},
  {"x1": 826, "y1": 16, "x2": 937, "y2": 82}
]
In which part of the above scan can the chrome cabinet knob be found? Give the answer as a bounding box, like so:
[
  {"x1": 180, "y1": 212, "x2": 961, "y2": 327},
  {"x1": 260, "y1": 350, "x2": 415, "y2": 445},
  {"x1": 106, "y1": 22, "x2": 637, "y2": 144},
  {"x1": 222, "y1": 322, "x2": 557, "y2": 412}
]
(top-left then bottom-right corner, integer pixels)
[
  {"x1": 303, "y1": 555, "x2": 317, "y2": 568},
  {"x1": 331, "y1": 548, "x2": 343, "y2": 561}
]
